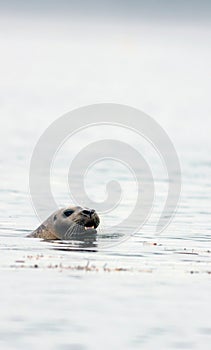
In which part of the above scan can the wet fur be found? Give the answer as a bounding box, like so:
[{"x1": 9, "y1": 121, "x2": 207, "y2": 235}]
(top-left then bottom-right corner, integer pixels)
[{"x1": 28, "y1": 206, "x2": 99, "y2": 240}]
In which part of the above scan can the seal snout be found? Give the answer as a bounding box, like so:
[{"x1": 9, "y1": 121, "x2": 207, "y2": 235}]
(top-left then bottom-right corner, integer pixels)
[
  {"x1": 80, "y1": 208, "x2": 99, "y2": 230},
  {"x1": 63, "y1": 206, "x2": 100, "y2": 231}
]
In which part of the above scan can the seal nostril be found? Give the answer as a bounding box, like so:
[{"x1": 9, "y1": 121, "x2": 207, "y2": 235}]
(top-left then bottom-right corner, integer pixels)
[
  {"x1": 82, "y1": 209, "x2": 96, "y2": 218},
  {"x1": 90, "y1": 209, "x2": 95, "y2": 217},
  {"x1": 82, "y1": 210, "x2": 91, "y2": 217}
]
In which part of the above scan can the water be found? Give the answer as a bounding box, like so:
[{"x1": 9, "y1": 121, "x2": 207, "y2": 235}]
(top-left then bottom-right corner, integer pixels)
[
  {"x1": 1, "y1": 11, "x2": 211, "y2": 350},
  {"x1": 1, "y1": 131, "x2": 211, "y2": 350}
]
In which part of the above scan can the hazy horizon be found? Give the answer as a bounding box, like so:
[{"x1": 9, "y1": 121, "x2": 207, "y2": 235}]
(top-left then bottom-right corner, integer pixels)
[{"x1": 0, "y1": 0, "x2": 211, "y2": 23}]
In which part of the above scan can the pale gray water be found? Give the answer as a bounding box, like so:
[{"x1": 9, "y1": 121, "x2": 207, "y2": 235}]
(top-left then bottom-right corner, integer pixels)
[
  {"x1": 0, "y1": 138, "x2": 211, "y2": 350},
  {"x1": 0, "y1": 8, "x2": 211, "y2": 350}
]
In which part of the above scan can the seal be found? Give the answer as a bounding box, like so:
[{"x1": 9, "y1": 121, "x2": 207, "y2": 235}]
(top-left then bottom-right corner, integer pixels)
[{"x1": 27, "y1": 206, "x2": 100, "y2": 240}]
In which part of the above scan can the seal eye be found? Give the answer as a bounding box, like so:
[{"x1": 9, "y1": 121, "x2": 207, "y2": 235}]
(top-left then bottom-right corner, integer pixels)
[{"x1": 63, "y1": 209, "x2": 74, "y2": 217}]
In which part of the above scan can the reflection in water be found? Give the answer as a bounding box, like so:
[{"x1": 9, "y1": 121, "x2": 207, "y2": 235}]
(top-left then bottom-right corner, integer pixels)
[
  {"x1": 40, "y1": 230, "x2": 126, "y2": 252},
  {"x1": 43, "y1": 230, "x2": 127, "y2": 252},
  {"x1": 48, "y1": 231, "x2": 98, "y2": 251}
]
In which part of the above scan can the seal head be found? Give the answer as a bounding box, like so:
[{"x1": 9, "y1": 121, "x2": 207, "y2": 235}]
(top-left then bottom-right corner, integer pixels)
[{"x1": 28, "y1": 206, "x2": 100, "y2": 240}]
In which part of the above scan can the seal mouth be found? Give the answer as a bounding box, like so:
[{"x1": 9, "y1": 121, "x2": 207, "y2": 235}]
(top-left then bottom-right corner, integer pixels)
[
  {"x1": 73, "y1": 218, "x2": 99, "y2": 232},
  {"x1": 75, "y1": 211, "x2": 100, "y2": 231}
]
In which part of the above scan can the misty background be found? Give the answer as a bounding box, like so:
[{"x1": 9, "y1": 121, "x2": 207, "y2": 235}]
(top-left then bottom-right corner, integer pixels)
[{"x1": 0, "y1": 0, "x2": 210, "y2": 223}]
